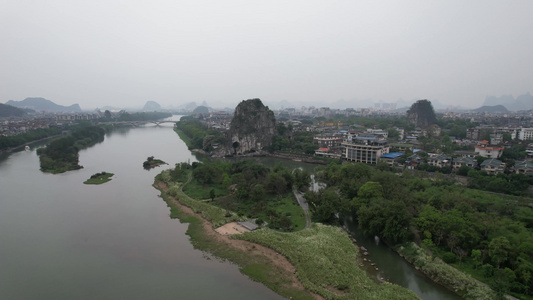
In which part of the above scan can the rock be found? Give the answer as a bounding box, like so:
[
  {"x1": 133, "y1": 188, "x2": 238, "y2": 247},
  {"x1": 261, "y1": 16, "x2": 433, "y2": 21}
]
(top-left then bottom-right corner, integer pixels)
[
  {"x1": 407, "y1": 99, "x2": 436, "y2": 127},
  {"x1": 219, "y1": 99, "x2": 276, "y2": 156}
]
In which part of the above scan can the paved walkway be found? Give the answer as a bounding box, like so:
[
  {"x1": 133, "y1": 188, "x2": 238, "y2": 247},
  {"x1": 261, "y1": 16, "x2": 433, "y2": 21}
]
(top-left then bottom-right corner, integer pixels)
[{"x1": 293, "y1": 188, "x2": 311, "y2": 230}]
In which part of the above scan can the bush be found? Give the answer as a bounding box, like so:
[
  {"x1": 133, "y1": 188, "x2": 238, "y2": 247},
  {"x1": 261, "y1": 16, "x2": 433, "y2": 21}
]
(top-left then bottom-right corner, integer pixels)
[{"x1": 442, "y1": 252, "x2": 457, "y2": 263}]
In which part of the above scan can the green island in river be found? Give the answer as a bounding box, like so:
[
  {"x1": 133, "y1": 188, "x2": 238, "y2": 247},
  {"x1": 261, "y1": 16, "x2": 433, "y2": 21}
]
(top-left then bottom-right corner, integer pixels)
[
  {"x1": 143, "y1": 156, "x2": 166, "y2": 169},
  {"x1": 84, "y1": 172, "x2": 114, "y2": 185}
]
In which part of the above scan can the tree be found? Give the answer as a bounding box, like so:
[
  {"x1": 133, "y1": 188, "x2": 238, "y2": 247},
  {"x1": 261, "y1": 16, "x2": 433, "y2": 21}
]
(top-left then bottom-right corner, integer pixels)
[
  {"x1": 209, "y1": 189, "x2": 215, "y2": 201},
  {"x1": 489, "y1": 236, "x2": 511, "y2": 267},
  {"x1": 472, "y1": 249, "x2": 483, "y2": 269}
]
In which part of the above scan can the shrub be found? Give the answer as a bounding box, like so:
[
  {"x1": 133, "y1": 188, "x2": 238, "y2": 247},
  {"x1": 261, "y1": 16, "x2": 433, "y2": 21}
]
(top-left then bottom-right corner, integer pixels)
[{"x1": 442, "y1": 252, "x2": 457, "y2": 263}]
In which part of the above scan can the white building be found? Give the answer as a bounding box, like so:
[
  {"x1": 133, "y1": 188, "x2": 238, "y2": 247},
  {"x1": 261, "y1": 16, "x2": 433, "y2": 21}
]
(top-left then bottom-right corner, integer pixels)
[{"x1": 518, "y1": 128, "x2": 533, "y2": 141}]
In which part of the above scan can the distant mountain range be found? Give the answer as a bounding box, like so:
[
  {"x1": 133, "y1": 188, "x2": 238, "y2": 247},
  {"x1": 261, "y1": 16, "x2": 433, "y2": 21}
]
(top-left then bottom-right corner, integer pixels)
[
  {"x1": 6, "y1": 97, "x2": 82, "y2": 112},
  {"x1": 142, "y1": 101, "x2": 162, "y2": 111},
  {"x1": 473, "y1": 105, "x2": 509, "y2": 113},
  {"x1": 483, "y1": 93, "x2": 533, "y2": 111},
  {"x1": 0, "y1": 103, "x2": 28, "y2": 117}
]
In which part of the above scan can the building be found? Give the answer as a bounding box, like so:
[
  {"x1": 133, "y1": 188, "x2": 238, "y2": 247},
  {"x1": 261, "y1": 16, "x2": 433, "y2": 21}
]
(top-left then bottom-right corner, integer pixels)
[
  {"x1": 427, "y1": 154, "x2": 452, "y2": 168},
  {"x1": 474, "y1": 140, "x2": 504, "y2": 158},
  {"x1": 513, "y1": 161, "x2": 533, "y2": 176},
  {"x1": 518, "y1": 128, "x2": 533, "y2": 141},
  {"x1": 313, "y1": 133, "x2": 343, "y2": 149},
  {"x1": 527, "y1": 144, "x2": 533, "y2": 157},
  {"x1": 405, "y1": 154, "x2": 423, "y2": 169},
  {"x1": 480, "y1": 158, "x2": 506, "y2": 175},
  {"x1": 342, "y1": 138, "x2": 389, "y2": 164},
  {"x1": 379, "y1": 152, "x2": 404, "y2": 167},
  {"x1": 452, "y1": 157, "x2": 477, "y2": 169}
]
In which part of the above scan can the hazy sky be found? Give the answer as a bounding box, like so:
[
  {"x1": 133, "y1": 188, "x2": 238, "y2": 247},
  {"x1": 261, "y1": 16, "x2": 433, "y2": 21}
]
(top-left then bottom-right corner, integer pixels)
[{"x1": 1, "y1": 1, "x2": 532, "y2": 110}]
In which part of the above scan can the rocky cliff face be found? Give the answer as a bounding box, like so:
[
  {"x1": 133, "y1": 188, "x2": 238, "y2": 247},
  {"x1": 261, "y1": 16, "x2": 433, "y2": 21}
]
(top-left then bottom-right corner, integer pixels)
[
  {"x1": 407, "y1": 99, "x2": 436, "y2": 127},
  {"x1": 220, "y1": 99, "x2": 276, "y2": 156}
]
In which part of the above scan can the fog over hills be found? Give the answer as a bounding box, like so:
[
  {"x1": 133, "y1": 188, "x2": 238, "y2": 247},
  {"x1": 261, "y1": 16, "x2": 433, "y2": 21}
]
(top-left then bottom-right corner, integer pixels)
[
  {"x1": 6, "y1": 97, "x2": 82, "y2": 113},
  {"x1": 483, "y1": 93, "x2": 533, "y2": 111}
]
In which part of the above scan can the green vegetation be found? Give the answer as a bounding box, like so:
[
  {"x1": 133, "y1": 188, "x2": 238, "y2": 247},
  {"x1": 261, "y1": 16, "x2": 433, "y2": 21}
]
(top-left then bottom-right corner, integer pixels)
[
  {"x1": 163, "y1": 160, "x2": 307, "y2": 232},
  {"x1": 396, "y1": 242, "x2": 494, "y2": 299},
  {"x1": 0, "y1": 127, "x2": 62, "y2": 151},
  {"x1": 236, "y1": 224, "x2": 418, "y2": 299},
  {"x1": 84, "y1": 172, "x2": 114, "y2": 184},
  {"x1": 143, "y1": 156, "x2": 166, "y2": 169},
  {"x1": 309, "y1": 161, "x2": 533, "y2": 298},
  {"x1": 37, "y1": 125, "x2": 106, "y2": 173},
  {"x1": 174, "y1": 116, "x2": 225, "y2": 150}
]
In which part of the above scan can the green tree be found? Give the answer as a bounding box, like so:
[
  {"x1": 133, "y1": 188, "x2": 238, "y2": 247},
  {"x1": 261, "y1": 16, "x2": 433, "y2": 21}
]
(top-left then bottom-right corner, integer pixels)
[
  {"x1": 489, "y1": 236, "x2": 511, "y2": 267},
  {"x1": 472, "y1": 249, "x2": 483, "y2": 269}
]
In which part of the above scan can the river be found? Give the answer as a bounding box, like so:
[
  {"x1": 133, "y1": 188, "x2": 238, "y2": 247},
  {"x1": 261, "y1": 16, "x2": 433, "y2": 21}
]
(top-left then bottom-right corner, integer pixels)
[
  {"x1": 0, "y1": 118, "x2": 282, "y2": 300},
  {"x1": 0, "y1": 117, "x2": 461, "y2": 300}
]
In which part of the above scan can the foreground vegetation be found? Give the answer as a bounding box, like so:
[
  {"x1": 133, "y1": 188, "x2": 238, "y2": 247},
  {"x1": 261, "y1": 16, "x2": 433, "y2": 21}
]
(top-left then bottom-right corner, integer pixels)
[
  {"x1": 155, "y1": 167, "x2": 418, "y2": 299},
  {"x1": 237, "y1": 224, "x2": 419, "y2": 299},
  {"x1": 154, "y1": 173, "x2": 315, "y2": 299},
  {"x1": 309, "y1": 162, "x2": 533, "y2": 298},
  {"x1": 37, "y1": 125, "x2": 106, "y2": 173},
  {"x1": 84, "y1": 172, "x2": 114, "y2": 185}
]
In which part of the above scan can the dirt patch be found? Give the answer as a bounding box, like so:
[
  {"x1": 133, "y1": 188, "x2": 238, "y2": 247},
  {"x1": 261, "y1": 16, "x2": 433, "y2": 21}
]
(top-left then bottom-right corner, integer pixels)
[
  {"x1": 155, "y1": 181, "x2": 323, "y2": 300},
  {"x1": 215, "y1": 222, "x2": 250, "y2": 235}
]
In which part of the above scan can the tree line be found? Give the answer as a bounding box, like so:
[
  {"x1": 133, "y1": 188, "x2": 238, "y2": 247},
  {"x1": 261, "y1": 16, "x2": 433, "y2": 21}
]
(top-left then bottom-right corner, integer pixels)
[{"x1": 37, "y1": 125, "x2": 106, "y2": 173}]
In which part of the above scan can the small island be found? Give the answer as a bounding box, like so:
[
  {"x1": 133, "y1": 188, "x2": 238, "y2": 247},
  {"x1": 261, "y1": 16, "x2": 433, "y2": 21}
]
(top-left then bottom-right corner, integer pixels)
[
  {"x1": 143, "y1": 156, "x2": 166, "y2": 170},
  {"x1": 84, "y1": 172, "x2": 114, "y2": 185}
]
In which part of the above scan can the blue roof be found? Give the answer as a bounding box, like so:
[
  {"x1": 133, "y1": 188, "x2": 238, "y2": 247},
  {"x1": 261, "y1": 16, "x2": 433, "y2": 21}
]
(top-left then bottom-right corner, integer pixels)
[
  {"x1": 339, "y1": 130, "x2": 348, "y2": 133},
  {"x1": 380, "y1": 152, "x2": 404, "y2": 159},
  {"x1": 354, "y1": 136, "x2": 376, "y2": 140},
  {"x1": 413, "y1": 149, "x2": 423, "y2": 153}
]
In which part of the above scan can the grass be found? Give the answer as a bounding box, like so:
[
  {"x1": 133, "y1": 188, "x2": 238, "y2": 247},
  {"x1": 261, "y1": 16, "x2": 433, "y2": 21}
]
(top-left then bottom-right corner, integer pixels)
[
  {"x1": 182, "y1": 180, "x2": 229, "y2": 199},
  {"x1": 83, "y1": 172, "x2": 114, "y2": 185},
  {"x1": 165, "y1": 179, "x2": 245, "y2": 228},
  {"x1": 154, "y1": 178, "x2": 315, "y2": 300},
  {"x1": 173, "y1": 128, "x2": 193, "y2": 149},
  {"x1": 236, "y1": 224, "x2": 419, "y2": 299}
]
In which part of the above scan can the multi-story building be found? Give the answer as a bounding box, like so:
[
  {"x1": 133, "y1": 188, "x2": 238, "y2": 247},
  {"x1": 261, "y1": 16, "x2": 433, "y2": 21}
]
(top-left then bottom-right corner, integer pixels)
[
  {"x1": 313, "y1": 133, "x2": 344, "y2": 149},
  {"x1": 342, "y1": 137, "x2": 389, "y2": 164},
  {"x1": 518, "y1": 128, "x2": 533, "y2": 141},
  {"x1": 474, "y1": 140, "x2": 504, "y2": 158}
]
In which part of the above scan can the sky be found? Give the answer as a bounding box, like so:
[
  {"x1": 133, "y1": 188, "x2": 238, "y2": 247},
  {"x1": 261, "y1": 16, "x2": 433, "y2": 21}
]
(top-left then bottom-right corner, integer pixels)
[{"x1": 1, "y1": 0, "x2": 532, "y2": 110}]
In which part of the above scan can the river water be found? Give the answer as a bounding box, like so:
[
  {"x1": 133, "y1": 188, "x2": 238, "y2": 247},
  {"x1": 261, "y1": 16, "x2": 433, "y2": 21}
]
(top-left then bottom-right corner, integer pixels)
[
  {"x1": 0, "y1": 118, "x2": 282, "y2": 300},
  {"x1": 0, "y1": 117, "x2": 462, "y2": 300}
]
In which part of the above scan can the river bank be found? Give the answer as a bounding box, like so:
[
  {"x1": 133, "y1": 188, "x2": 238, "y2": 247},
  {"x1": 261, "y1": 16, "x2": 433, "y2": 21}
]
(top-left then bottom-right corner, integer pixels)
[
  {"x1": 153, "y1": 180, "x2": 318, "y2": 300},
  {"x1": 153, "y1": 169, "x2": 419, "y2": 300}
]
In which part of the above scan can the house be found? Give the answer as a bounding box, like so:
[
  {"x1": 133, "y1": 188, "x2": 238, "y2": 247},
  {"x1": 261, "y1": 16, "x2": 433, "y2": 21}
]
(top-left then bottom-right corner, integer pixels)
[
  {"x1": 452, "y1": 157, "x2": 477, "y2": 169},
  {"x1": 405, "y1": 154, "x2": 423, "y2": 169},
  {"x1": 480, "y1": 158, "x2": 506, "y2": 175},
  {"x1": 474, "y1": 140, "x2": 504, "y2": 158},
  {"x1": 513, "y1": 161, "x2": 533, "y2": 176},
  {"x1": 379, "y1": 152, "x2": 405, "y2": 167},
  {"x1": 453, "y1": 150, "x2": 477, "y2": 158},
  {"x1": 427, "y1": 154, "x2": 452, "y2": 168}
]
